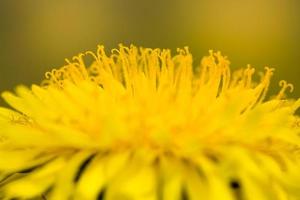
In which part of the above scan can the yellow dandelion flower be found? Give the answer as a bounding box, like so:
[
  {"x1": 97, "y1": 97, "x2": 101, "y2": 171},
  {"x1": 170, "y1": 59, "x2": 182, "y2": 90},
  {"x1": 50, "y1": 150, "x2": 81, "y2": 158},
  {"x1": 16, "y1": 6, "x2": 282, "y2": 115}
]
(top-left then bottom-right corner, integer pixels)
[{"x1": 0, "y1": 45, "x2": 300, "y2": 200}]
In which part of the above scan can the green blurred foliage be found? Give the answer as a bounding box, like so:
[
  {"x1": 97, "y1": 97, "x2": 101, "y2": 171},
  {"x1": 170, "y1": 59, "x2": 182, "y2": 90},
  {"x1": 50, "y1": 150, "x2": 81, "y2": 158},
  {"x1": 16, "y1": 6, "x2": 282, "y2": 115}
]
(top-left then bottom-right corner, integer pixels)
[{"x1": 0, "y1": 0, "x2": 299, "y2": 103}]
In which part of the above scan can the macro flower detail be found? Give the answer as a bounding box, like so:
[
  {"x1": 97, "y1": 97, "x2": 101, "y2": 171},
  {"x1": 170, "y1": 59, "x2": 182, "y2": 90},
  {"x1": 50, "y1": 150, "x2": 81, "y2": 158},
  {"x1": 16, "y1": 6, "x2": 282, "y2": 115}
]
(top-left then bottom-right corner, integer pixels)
[{"x1": 0, "y1": 45, "x2": 300, "y2": 200}]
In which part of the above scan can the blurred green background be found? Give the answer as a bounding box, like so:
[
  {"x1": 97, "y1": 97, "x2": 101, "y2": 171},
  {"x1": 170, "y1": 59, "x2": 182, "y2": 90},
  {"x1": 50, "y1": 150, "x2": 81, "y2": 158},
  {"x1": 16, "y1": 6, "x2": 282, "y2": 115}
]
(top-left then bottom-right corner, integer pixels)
[{"x1": 0, "y1": 0, "x2": 299, "y2": 102}]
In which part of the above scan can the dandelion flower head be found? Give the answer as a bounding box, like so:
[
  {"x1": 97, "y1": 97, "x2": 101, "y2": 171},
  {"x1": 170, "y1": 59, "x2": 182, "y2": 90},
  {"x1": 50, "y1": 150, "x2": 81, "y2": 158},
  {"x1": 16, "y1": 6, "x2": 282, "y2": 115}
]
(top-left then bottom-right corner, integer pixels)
[{"x1": 0, "y1": 45, "x2": 300, "y2": 200}]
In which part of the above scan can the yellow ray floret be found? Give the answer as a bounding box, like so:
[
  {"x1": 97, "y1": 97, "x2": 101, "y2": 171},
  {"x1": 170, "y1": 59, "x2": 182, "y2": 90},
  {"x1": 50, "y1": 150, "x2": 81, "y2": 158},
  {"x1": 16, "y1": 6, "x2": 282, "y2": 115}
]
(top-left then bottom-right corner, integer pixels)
[{"x1": 0, "y1": 45, "x2": 300, "y2": 200}]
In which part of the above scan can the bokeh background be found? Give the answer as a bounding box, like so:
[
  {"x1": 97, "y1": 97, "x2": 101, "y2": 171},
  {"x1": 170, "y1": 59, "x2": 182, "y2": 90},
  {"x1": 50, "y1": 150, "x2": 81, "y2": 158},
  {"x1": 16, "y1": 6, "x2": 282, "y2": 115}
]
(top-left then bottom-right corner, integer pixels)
[{"x1": 0, "y1": 0, "x2": 299, "y2": 104}]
